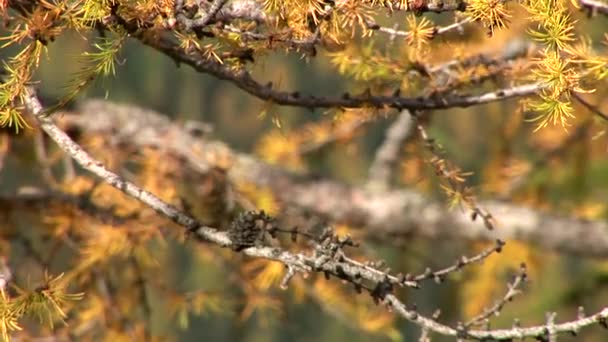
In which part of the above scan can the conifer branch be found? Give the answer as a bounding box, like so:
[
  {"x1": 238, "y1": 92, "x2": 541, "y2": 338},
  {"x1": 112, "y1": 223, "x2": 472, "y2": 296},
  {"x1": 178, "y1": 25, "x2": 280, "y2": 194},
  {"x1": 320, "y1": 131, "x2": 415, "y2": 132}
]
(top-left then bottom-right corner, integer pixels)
[
  {"x1": 366, "y1": 16, "x2": 472, "y2": 39},
  {"x1": 138, "y1": 31, "x2": 544, "y2": 111},
  {"x1": 58, "y1": 99, "x2": 608, "y2": 258},
  {"x1": 376, "y1": 0, "x2": 468, "y2": 13},
  {"x1": 386, "y1": 294, "x2": 608, "y2": 340},
  {"x1": 4, "y1": 0, "x2": 608, "y2": 339},
  {"x1": 17, "y1": 58, "x2": 608, "y2": 342},
  {"x1": 464, "y1": 263, "x2": 527, "y2": 328},
  {"x1": 104, "y1": 6, "x2": 544, "y2": 113},
  {"x1": 20, "y1": 87, "x2": 428, "y2": 291}
]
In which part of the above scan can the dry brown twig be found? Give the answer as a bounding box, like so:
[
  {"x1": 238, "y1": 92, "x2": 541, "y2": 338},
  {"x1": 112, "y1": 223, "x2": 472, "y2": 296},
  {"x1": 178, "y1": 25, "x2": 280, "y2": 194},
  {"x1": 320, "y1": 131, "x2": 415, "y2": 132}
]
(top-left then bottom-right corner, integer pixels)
[{"x1": 414, "y1": 116, "x2": 496, "y2": 230}]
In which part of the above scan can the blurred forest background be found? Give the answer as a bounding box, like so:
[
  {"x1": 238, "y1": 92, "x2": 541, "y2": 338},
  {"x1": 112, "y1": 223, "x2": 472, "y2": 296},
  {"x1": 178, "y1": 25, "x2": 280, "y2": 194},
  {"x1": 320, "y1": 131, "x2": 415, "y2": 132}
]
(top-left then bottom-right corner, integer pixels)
[{"x1": 2, "y1": 3, "x2": 608, "y2": 341}]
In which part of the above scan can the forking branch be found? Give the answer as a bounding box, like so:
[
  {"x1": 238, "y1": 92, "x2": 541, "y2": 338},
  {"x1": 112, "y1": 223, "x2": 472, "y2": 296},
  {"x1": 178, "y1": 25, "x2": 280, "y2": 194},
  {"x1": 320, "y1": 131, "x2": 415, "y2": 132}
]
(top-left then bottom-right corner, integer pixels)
[{"x1": 19, "y1": 88, "x2": 608, "y2": 340}]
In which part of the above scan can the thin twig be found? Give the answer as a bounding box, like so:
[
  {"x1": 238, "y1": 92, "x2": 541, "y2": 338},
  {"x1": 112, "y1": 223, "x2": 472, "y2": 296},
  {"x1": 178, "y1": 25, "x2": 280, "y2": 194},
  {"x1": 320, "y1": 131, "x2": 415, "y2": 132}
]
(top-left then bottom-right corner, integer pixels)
[
  {"x1": 573, "y1": 92, "x2": 608, "y2": 122},
  {"x1": 147, "y1": 30, "x2": 545, "y2": 111},
  {"x1": 415, "y1": 118, "x2": 495, "y2": 230},
  {"x1": 413, "y1": 240, "x2": 505, "y2": 284},
  {"x1": 22, "y1": 87, "x2": 422, "y2": 289},
  {"x1": 465, "y1": 263, "x2": 527, "y2": 328},
  {"x1": 21, "y1": 84, "x2": 608, "y2": 342},
  {"x1": 367, "y1": 17, "x2": 473, "y2": 39},
  {"x1": 386, "y1": 294, "x2": 608, "y2": 340},
  {"x1": 59, "y1": 99, "x2": 608, "y2": 258},
  {"x1": 105, "y1": 7, "x2": 544, "y2": 112}
]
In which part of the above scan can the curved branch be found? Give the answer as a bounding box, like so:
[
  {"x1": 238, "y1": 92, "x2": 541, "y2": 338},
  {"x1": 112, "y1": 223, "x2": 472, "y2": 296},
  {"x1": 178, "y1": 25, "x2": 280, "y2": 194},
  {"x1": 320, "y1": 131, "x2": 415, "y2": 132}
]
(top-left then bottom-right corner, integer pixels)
[
  {"x1": 21, "y1": 89, "x2": 608, "y2": 341},
  {"x1": 22, "y1": 87, "x2": 423, "y2": 290},
  {"x1": 386, "y1": 295, "x2": 608, "y2": 340},
  {"x1": 61, "y1": 99, "x2": 608, "y2": 258},
  {"x1": 105, "y1": 7, "x2": 542, "y2": 112},
  {"x1": 377, "y1": 0, "x2": 468, "y2": 13},
  {"x1": 144, "y1": 32, "x2": 543, "y2": 111}
]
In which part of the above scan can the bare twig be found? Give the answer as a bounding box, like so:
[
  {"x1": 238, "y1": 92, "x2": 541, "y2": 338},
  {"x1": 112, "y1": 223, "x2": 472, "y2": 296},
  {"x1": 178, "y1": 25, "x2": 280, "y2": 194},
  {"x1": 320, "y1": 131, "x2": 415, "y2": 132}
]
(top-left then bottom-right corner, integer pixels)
[
  {"x1": 22, "y1": 87, "x2": 423, "y2": 290},
  {"x1": 367, "y1": 17, "x2": 473, "y2": 39},
  {"x1": 386, "y1": 294, "x2": 608, "y2": 340},
  {"x1": 419, "y1": 328, "x2": 431, "y2": 342},
  {"x1": 465, "y1": 263, "x2": 527, "y2": 328},
  {"x1": 112, "y1": 4, "x2": 543, "y2": 112},
  {"x1": 415, "y1": 118, "x2": 495, "y2": 230},
  {"x1": 144, "y1": 31, "x2": 545, "y2": 111},
  {"x1": 374, "y1": 0, "x2": 468, "y2": 13},
  {"x1": 196, "y1": 0, "x2": 228, "y2": 27},
  {"x1": 59, "y1": 100, "x2": 608, "y2": 258},
  {"x1": 413, "y1": 240, "x2": 505, "y2": 284},
  {"x1": 212, "y1": 0, "x2": 268, "y2": 24},
  {"x1": 21, "y1": 85, "x2": 608, "y2": 341},
  {"x1": 546, "y1": 312, "x2": 558, "y2": 342}
]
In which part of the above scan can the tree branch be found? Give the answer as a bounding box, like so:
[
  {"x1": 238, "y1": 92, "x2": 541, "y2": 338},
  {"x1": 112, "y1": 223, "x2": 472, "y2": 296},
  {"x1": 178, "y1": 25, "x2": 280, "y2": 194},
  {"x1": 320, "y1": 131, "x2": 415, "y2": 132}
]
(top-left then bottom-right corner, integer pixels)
[
  {"x1": 107, "y1": 7, "x2": 542, "y2": 113},
  {"x1": 22, "y1": 88, "x2": 433, "y2": 292},
  {"x1": 386, "y1": 294, "x2": 608, "y2": 340},
  {"x1": 20, "y1": 88, "x2": 608, "y2": 341},
  {"x1": 144, "y1": 32, "x2": 544, "y2": 111},
  {"x1": 58, "y1": 99, "x2": 608, "y2": 258},
  {"x1": 376, "y1": 0, "x2": 468, "y2": 13}
]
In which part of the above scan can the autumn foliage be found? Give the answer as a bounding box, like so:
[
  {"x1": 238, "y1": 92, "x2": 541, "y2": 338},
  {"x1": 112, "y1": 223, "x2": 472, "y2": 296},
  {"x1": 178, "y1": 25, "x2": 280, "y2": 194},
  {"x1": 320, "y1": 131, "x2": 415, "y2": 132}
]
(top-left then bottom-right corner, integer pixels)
[{"x1": 1, "y1": 0, "x2": 608, "y2": 341}]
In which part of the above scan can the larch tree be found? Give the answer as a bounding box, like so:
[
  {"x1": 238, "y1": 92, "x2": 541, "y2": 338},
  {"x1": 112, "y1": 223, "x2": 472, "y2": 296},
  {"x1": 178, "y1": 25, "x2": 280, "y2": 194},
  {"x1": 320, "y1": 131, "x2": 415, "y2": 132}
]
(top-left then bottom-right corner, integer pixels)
[{"x1": 1, "y1": 0, "x2": 608, "y2": 341}]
